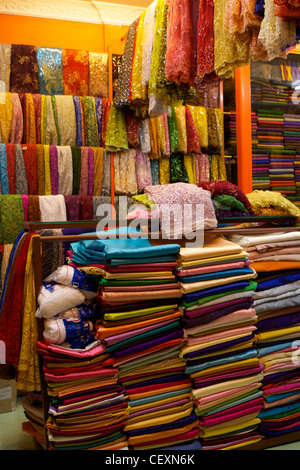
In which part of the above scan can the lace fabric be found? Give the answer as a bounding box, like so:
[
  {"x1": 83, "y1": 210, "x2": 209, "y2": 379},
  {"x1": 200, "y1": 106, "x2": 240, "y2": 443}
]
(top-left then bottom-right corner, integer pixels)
[{"x1": 88, "y1": 52, "x2": 109, "y2": 98}]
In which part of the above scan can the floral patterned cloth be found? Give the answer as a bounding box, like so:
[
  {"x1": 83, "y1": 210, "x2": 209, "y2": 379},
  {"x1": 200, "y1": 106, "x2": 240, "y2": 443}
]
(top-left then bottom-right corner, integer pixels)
[
  {"x1": 62, "y1": 49, "x2": 89, "y2": 96},
  {"x1": 10, "y1": 45, "x2": 39, "y2": 94},
  {"x1": 136, "y1": 151, "x2": 152, "y2": 192},
  {"x1": 37, "y1": 47, "x2": 63, "y2": 96},
  {"x1": 88, "y1": 52, "x2": 109, "y2": 98}
]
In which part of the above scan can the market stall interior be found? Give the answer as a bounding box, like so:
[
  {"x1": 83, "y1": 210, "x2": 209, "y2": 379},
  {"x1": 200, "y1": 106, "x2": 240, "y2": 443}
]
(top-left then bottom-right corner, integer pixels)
[{"x1": 0, "y1": 0, "x2": 300, "y2": 452}]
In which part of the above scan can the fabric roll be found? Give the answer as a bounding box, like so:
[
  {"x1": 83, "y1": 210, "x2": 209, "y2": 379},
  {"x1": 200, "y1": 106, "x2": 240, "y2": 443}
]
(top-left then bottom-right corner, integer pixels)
[
  {"x1": 92, "y1": 147, "x2": 104, "y2": 196},
  {"x1": 57, "y1": 146, "x2": 73, "y2": 195},
  {"x1": 37, "y1": 47, "x2": 63, "y2": 95},
  {"x1": 39, "y1": 195, "x2": 67, "y2": 222},
  {"x1": 62, "y1": 49, "x2": 89, "y2": 96},
  {"x1": 0, "y1": 44, "x2": 11, "y2": 93},
  {"x1": 14, "y1": 144, "x2": 28, "y2": 194},
  {"x1": 35, "y1": 144, "x2": 45, "y2": 195},
  {"x1": 10, "y1": 93, "x2": 23, "y2": 144},
  {"x1": 10, "y1": 45, "x2": 39, "y2": 93},
  {"x1": 5, "y1": 143, "x2": 15, "y2": 194},
  {"x1": 49, "y1": 145, "x2": 58, "y2": 195},
  {"x1": 22, "y1": 144, "x2": 38, "y2": 195},
  {"x1": 0, "y1": 144, "x2": 9, "y2": 194},
  {"x1": 54, "y1": 95, "x2": 76, "y2": 146}
]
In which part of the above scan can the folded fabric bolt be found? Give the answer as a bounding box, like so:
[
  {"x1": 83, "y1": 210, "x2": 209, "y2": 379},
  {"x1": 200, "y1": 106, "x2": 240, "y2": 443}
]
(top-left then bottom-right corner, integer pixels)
[
  {"x1": 43, "y1": 318, "x2": 94, "y2": 344},
  {"x1": 178, "y1": 236, "x2": 245, "y2": 261},
  {"x1": 180, "y1": 270, "x2": 257, "y2": 294},
  {"x1": 36, "y1": 282, "x2": 86, "y2": 318}
]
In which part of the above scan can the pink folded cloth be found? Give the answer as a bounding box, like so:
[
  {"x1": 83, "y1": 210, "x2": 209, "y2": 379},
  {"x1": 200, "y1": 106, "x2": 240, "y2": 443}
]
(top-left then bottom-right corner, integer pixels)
[
  {"x1": 176, "y1": 261, "x2": 250, "y2": 277},
  {"x1": 186, "y1": 325, "x2": 257, "y2": 347}
]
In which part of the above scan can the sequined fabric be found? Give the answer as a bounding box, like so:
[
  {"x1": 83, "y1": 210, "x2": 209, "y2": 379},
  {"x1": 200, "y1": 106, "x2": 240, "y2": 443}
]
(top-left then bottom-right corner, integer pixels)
[
  {"x1": 167, "y1": 108, "x2": 179, "y2": 154},
  {"x1": 131, "y1": 11, "x2": 147, "y2": 104},
  {"x1": 170, "y1": 153, "x2": 189, "y2": 183},
  {"x1": 37, "y1": 47, "x2": 63, "y2": 96},
  {"x1": 195, "y1": 153, "x2": 210, "y2": 183},
  {"x1": 105, "y1": 105, "x2": 128, "y2": 152},
  {"x1": 184, "y1": 153, "x2": 196, "y2": 185},
  {"x1": 210, "y1": 154, "x2": 227, "y2": 181},
  {"x1": 159, "y1": 156, "x2": 170, "y2": 184},
  {"x1": 89, "y1": 52, "x2": 109, "y2": 98},
  {"x1": 0, "y1": 93, "x2": 12, "y2": 144},
  {"x1": 142, "y1": 0, "x2": 157, "y2": 87},
  {"x1": 174, "y1": 106, "x2": 187, "y2": 154},
  {"x1": 185, "y1": 107, "x2": 201, "y2": 154},
  {"x1": 62, "y1": 49, "x2": 89, "y2": 96},
  {"x1": 196, "y1": 0, "x2": 215, "y2": 82},
  {"x1": 214, "y1": 0, "x2": 250, "y2": 78},
  {"x1": 114, "y1": 149, "x2": 138, "y2": 196},
  {"x1": 165, "y1": 0, "x2": 193, "y2": 86},
  {"x1": 114, "y1": 19, "x2": 139, "y2": 107},
  {"x1": 136, "y1": 151, "x2": 152, "y2": 192},
  {"x1": 0, "y1": 44, "x2": 11, "y2": 93},
  {"x1": 258, "y1": 0, "x2": 296, "y2": 61}
]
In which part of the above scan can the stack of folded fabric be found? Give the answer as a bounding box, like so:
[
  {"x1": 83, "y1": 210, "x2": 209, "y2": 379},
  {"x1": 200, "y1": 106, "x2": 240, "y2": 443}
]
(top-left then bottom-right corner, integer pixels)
[
  {"x1": 283, "y1": 114, "x2": 300, "y2": 149},
  {"x1": 257, "y1": 109, "x2": 284, "y2": 150},
  {"x1": 294, "y1": 153, "x2": 300, "y2": 206},
  {"x1": 67, "y1": 228, "x2": 200, "y2": 450},
  {"x1": 252, "y1": 149, "x2": 270, "y2": 191},
  {"x1": 176, "y1": 234, "x2": 265, "y2": 450},
  {"x1": 227, "y1": 231, "x2": 300, "y2": 441},
  {"x1": 34, "y1": 264, "x2": 129, "y2": 450},
  {"x1": 269, "y1": 148, "x2": 296, "y2": 198},
  {"x1": 251, "y1": 112, "x2": 258, "y2": 148},
  {"x1": 224, "y1": 111, "x2": 237, "y2": 150}
]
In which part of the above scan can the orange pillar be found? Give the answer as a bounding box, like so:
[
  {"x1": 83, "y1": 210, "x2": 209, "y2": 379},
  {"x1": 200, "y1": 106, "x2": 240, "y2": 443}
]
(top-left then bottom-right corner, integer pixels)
[{"x1": 235, "y1": 64, "x2": 252, "y2": 194}]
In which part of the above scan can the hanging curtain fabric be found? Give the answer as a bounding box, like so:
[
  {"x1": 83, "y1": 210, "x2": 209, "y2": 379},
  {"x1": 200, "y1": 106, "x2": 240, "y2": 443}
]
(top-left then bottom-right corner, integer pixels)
[
  {"x1": 114, "y1": 149, "x2": 138, "y2": 196},
  {"x1": 10, "y1": 93, "x2": 23, "y2": 144},
  {"x1": 37, "y1": 47, "x2": 63, "y2": 95},
  {"x1": 210, "y1": 154, "x2": 227, "y2": 181},
  {"x1": 131, "y1": 10, "x2": 148, "y2": 104},
  {"x1": 174, "y1": 106, "x2": 187, "y2": 154},
  {"x1": 101, "y1": 98, "x2": 111, "y2": 148},
  {"x1": 125, "y1": 111, "x2": 140, "y2": 148},
  {"x1": 89, "y1": 52, "x2": 109, "y2": 98},
  {"x1": 101, "y1": 151, "x2": 111, "y2": 196},
  {"x1": 64, "y1": 195, "x2": 80, "y2": 220},
  {"x1": 79, "y1": 195, "x2": 93, "y2": 220},
  {"x1": 10, "y1": 45, "x2": 39, "y2": 94},
  {"x1": 22, "y1": 195, "x2": 28, "y2": 221},
  {"x1": 195, "y1": 153, "x2": 211, "y2": 183},
  {"x1": 0, "y1": 44, "x2": 11, "y2": 93},
  {"x1": 184, "y1": 153, "x2": 197, "y2": 185},
  {"x1": 159, "y1": 156, "x2": 170, "y2": 184},
  {"x1": 0, "y1": 194, "x2": 24, "y2": 244},
  {"x1": 141, "y1": 0, "x2": 157, "y2": 87},
  {"x1": 0, "y1": 92, "x2": 13, "y2": 144},
  {"x1": 94, "y1": 97, "x2": 103, "y2": 147},
  {"x1": 150, "y1": 159, "x2": 160, "y2": 185},
  {"x1": 62, "y1": 49, "x2": 89, "y2": 96},
  {"x1": 39, "y1": 195, "x2": 67, "y2": 221},
  {"x1": 185, "y1": 107, "x2": 201, "y2": 153},
  {"x1": 136, "y1": 151, "x2": 153, "y2": 192},
  {"x1": 196, "y1": 0, "x2": 215, "y2": 84},
  {"x1": 44, "y1": 95, "x2": 58, "y2": 145},
  {"x1": 88, "y1": 147, "x2": 94, "y2": 196},
  {"x1": 140, "y1": 119, "x2": 151, "y2": 154},
  {"x1": 170, "y1": 153, "x2": 189, "y2": 183},
  {"x1": 28, "y1": 195, "x2": 41, "y2": 221},
  {"x1": 57, "y1": 146, "x2": 73, "y2": 195},
  {"x1": 54, "y1": 95, "x2": 76, "y2": 146}
]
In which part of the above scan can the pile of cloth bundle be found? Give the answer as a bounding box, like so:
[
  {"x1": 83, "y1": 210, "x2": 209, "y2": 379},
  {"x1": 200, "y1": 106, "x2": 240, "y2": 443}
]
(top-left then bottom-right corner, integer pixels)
[
  {"x1": 269, "y1": 148, "x2": 296, "y2": 198},
  {"x1": 283, "y1": 114, "x2": 300, "y2": 148},
  {"x1": 176, "y1": 234, "x2": 265, "y2": 450},
  {"x1": 252, "y1": 149, "x2": 270, "y2": 191},
  {"x1": 67, "y1": 228, "x2": 201, "y2": 451},
  {"x1": 33, "y1": 264, "x2": 129, "y2": 450},
  {"x1": 228, "y1": 231, "x2": 300, "y2": 441}
]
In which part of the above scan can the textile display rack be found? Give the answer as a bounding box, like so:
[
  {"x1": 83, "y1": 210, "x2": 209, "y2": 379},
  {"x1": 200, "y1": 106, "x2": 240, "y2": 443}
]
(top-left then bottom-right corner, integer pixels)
[{"x1": 21, "y1": 219, "x2": 300, "y2": 451}]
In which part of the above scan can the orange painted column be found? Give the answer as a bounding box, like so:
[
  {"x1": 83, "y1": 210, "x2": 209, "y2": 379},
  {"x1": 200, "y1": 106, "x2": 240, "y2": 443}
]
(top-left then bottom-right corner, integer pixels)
[{"x1": 234, "y1": 64, "x2": 253, "y2": 194}]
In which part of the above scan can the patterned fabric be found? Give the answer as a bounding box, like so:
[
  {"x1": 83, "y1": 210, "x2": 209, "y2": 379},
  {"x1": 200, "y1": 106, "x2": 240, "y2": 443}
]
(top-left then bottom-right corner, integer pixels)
[
  {"x1": 10, "y1": 93, "x2": 23, "y2": 144},
  {"x1": 28, "y1": 195, "x2": 41, "y2": 221},
  {"x1": 170, "y1": 153, "x2": 189, "y2": 183},
  {"x1": 88, "y1": 52, "x2": 109, "y2": 98},
  {"x1": 10, "y1": 45, "x2": 39, "y2": 94},
  {"x1": 105, "y1": 105, "x2": 128, "y2": 152},
  {"x1": 71, "y1": 146, "x2": 81, "y2": 195},
  {"x1": 0, "y1": 194, "x2": 24, "y2": 244},
  {"x1": 32, "y1": 94, "x2": 42, "y2": 144},
  {"x1": 92, "y1": 147, "x2": 104, "y2": 196},
  {"x1": 6, "y1": 143, "x2": 15, "y2": 194},
  {"x1": 24, "y1": 93, "x2": 36, "y2": 144},
  {"x1": 54, "y1": 95, "x2": 76, "y2": 146},
  {"x1": 82, "y1": 97, "x2": 99, "y2": 147},
  {"x1": 64, "y1": 195, "x2": 80, "y2": 220},
  {"x1": 49, "y1": 145, "x2": 58, "y2": 195},
  {"x1": 57, "y1": 146, "x2": 73, "y2": 195},
  {"x1": 114, "y1": 149, "x2": 138, "y2": 196},
  {"x1": 22, "y1": 144, "x2": 38, "y2": 195},
  {"x1": 0, "y1": 144, "x2": 9, "y2": 194},
  {"x1": 62, "y1": 49, "x2": 89, "y2": 96},
  {"x1": 14, "y1": 144, "x2": 28, "y2": 194},
  {"x1": 43, "y1": 145, "x2": 52, "y2": 195},
  {"x1": 73, "y1": 95, "x2": 83, "y2": 147},
  {"x1": 36, "y1": 144, "x2": 45, "y2": 195},
  {"x1": 0, "y1": 44, "x2": 11, "y2": 93},
  {"x1": 79, "y1": 147, "x2": 89, "y2": 195},
  {"x1": 94, "y1": 97, "x2": 103, "y2": 147},
  {"x1": 136, "y1": 151, "x2": 152, "y2": 192},
  {"x1": 0, "y1": 92, "x2": 13, "y2": 143},
  {"x1": 37, "y1": 47, "x2": 63, "y2": 95}
]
